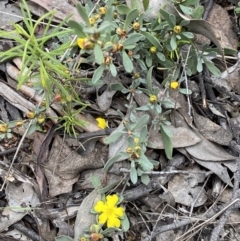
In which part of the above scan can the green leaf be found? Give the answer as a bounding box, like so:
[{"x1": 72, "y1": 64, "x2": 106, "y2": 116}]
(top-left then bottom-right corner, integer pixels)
[
  {"x1": 141, "y1": 31, "x2": 162, "y2": 50},
  {"x1": 156, "y1": 52, "x2": 165, "y2": 61},
  {"x1": 90, "y1": 175, "x2": 101, "y2": 188},
  {"x1": 122, "y1": 50, "x2": 133, "y2": 73},
  {"x1": 160, "y1": 9, "x2": 175, "y2": 28},
  {"x1": 179, "y1": 88, "x2": 192, "y2": 95},
  {"x1": 110, "y1": 63, "x2": 117, "y2": 77},
  {"x1": 160, "y1": 125, "x2": 173, "y2": 159},
  {"x1": 140, "y1": 125, "x2": 148, "y2": 141},
  {"x1": 182, "y1": 0, "x2": 200, "y2": 5},
  {"x1": 92, "y1": 64, "x2": 105, "y2": 84},
  {"x1": 133, "y1": 115, "x2": 150, "y2": 130},
  {"x1": 139, "y1": 155, "x2": 153, "y2": 171},
  {"x1": 179, "y1": 5, "x2": 193, "y2": 15},
  {"x1": 111, "y1": 83, "x2": 127, "y2": 92},
  {"x1": 55, "y1": 235, "x2": 74, "y2": 241},
  {"x1": 124, "y1": 9, "x2": 139, "y2": 30},
  {"x1": 141, "y1": 174, "x2": 150, "y2": 185},
  {"x1": 181, "y1": 32, "x2": 194, "y2": 39},
  {"x1": 76, "y1": 4, "x2": 90, "y2": 27},
  {"x1": 170, "y1": 34, "x2": 177, "y2": 50},
  {"x1": 123, "y1": 33, "x2": 144, "y2": 46},
  {"x1": 104, "y1": 130, "x2": 125, "y2": 144},
  {"x1": 142, "y1": 0, "x2": 149, "y2": 10},
  {"x1": 94, "y1": 44, "x2": 103, "y2": 65},
  {"x1": 103, "y1": 152, "x2": 130, "y2": 171},
  {"x1": 146, "y1": 66, "x2": 154, "y2": 92},
  {"x1": 116, "y1": 5, "x2": 131, "y2": 15},
  {"x1": 130, "y1": 166, "x2": 138, "y2": 184},
  {"x1": 203, "y1": 59, "x2": 221, "y2": 76},
  {"x1": 192, "y1": 5, "x2": 204, "y2": 19},
  {"x1": 121, "y1": 214, "x2": 130, "y2": 232}
]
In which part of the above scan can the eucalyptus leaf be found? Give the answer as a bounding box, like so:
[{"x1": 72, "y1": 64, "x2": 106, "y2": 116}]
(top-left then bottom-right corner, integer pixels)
[{"x1": 122, "y1": 50, "x2": 133, "y2": 73}]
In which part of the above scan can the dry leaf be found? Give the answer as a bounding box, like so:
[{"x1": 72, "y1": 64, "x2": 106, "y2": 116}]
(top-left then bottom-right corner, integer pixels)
[
  {"x1": 168, "y1": 165, "x2": 207, "y2": 207},
  {"x1": 147, "y1": 126, "x2": 201, "y2": 149},
  {"x1": 194, "y1": 111, "x2": 232, "y2": 145},
  {"x1": 45, "y1": 135, "x2": 108, "y2": 197},
  {"x1": 74, "y1": 189, "x2": 101, "y2": 240}
]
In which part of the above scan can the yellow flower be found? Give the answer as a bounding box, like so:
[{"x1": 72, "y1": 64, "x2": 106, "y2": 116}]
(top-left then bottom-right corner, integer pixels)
[
  {"x1": 149, "y1": 46, "x2": 157, "y2": 54},
  {"x1": 173, "y1": 25, "x2": 182, "y2": 34},
  {"x1": 149, "y1": 94, "x2": 157, "y2": 103},
  {"x1": 99, "y1": 7, "x2": 107, "y2": 15},
  {"x1": 170, "y1": 81, "x2": 179, "y2": 89},
  {"x1": 96, "y1": 117, "x2": 107, "y2": 129},
  {"x1": 94, "y1": 194, "x2": 124, "y2": 228},
  {"x1": 77, "y1": 38, "x2": 86, "y2": 49}
]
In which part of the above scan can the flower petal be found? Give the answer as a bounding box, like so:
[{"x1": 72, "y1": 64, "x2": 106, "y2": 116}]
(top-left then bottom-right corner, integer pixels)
[
  {"x1": 113, "y1": 206, "x2": 124, "y2": 217},
  {"x1": 106, "y1": 194, "x2": 118, "y2": 208},
  {"x1": 98, "y1": 213, "x2": 108, "y2": 225},
  {"x1": 94, "y1": 200, "x2": 106, "y2": 213},
  {"x1": 107, "y1": 216, "x2": 121, "y2": 228}
]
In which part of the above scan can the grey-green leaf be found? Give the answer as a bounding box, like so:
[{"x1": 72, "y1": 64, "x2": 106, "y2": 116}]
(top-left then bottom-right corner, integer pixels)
[
  {"x1": 124, "y1": 9, "x2": 139, "y2": 30},
  {"x1": 92, "y1": 64, "x2": 105, "y2": 84},
  {"x1": 68, "y1": 20, "x2": 86, "y2": 37},
  {"x1": 122, "y1": 50, "x2": 133, "y2": 73},
  {"x1": 130, "y1": 166, "x2": 138, "y2": 184},
  {"x1": 94, "y1": 44, "x2": 103, "y2": 65},
  {"x1": 76, "y1": 4, "x2": 90, "y2": 27}
]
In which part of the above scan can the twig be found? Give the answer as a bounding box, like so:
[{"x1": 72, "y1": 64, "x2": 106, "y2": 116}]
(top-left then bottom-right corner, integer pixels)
[
  {"x1": 198, "y1": 72, "x2": 207, "y2": 108},
  {"x1": 13, "y1": 222, "x2": 47, "y2": 241},
  {"x1": 210, "y1": 159, "x2": 240, "y2": 240},
  {"x1": 0, "y1": 143, "x2": 29, "y2": 156}
]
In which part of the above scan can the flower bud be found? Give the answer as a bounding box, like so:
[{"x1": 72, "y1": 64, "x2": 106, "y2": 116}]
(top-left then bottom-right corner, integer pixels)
[
  {"x1": 16, "y1": 121, "x2": 23, "y2": 127},
  {"x1": 37, "y1": 114, "x2": 45, "y2": 124},
  {"x1": 27, "y1": 111, "x2": 35, "y2": 119},
  {"x1": 113, "y1": 11, "x2": 119, "y2": 19},
  {"x1": 128, "y1": 50, "x2": 134, "y2": 57},
  {"x1": 126, "y1": 147, "x2": 133, "y2": 154},
  {"x1": 83, "y1": 40, "x2": 94, "y2": 50},
  {"x1": 134, "y1": 137, "x2": 139, "y2": 144},
  {"x1": 54, "y1": 94, "x2": 61, "y2": 102},
  {"x1": 132, "y1": 22, "x2": 140, "y2": 30},
  {"x1": 173, "y1": 25, "x2": 182, "y2": 34},
  {"x1": 99, "y1": 7, "x2": 107, "y2": 15},
  {"x1": 149, "y1": 46, "x2": 157, "y2": 54},
  {"x1": 117, "y1": 43, "x2": 123, "y2": 51},
  {"x1": 94, "y1": 14, "x2": 100, "y2": 20},
  {"x1": 149, "y1": 94, "x2": 157, "y2": 103},
  {"x1": 111, "y1": 44, "x2": 118, "y2": 53},
  {"x1": 0, "y1": 124, "x2": 8, "y2": 133},
  {"x1": 89, "y1": 18, "x2": 95, "y2": 26},
  {"x1": 133, "y1": 72, "x2": 140, "y2": 79},
  {"x1": 103, "y1": 56, "x2": 112, "y2": 66},
  {"x1": 116, "y1": 27, "x2": 122, "y2": 35}
]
